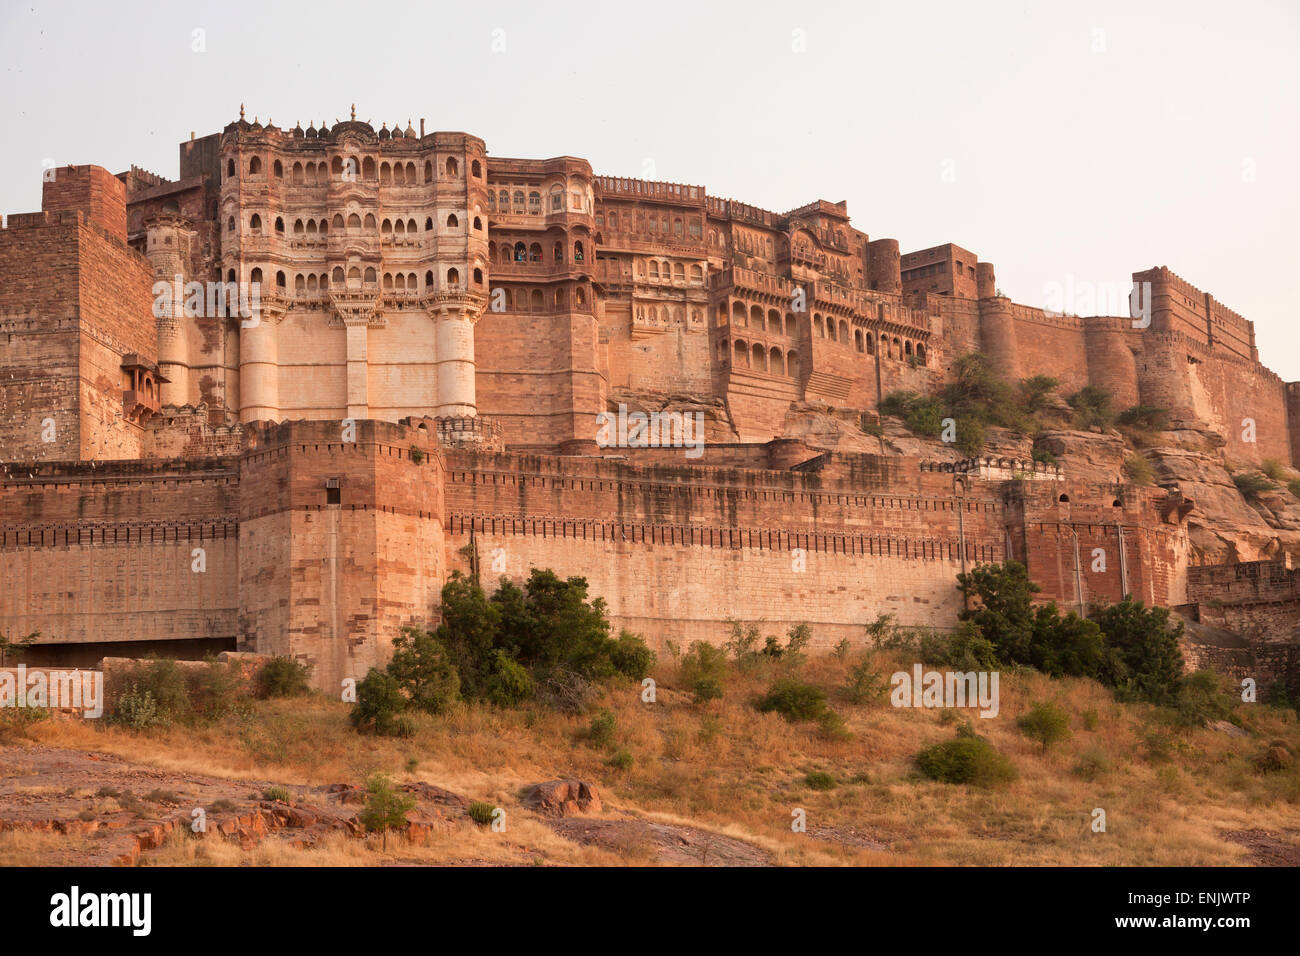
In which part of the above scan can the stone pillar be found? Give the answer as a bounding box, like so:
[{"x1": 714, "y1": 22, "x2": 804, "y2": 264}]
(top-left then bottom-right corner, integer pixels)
[
  {"x1": 431, "y1": 293, "x2": 485, "y2": 417},
  {"x1": 239, "y1": 300, "x2": 282, "y2": 423},
  {"x1": 976, "y1": 262, "x2": 996, "y2": 300},
  {"x1": 866, "y1": 238, "x2": 901, "y2": 294},
  {"x1": 144, "y1": 217, "x2": 193, "y2": 406},
  {"x1": 978, "y1": 294, "x2": 1021, "y2": 383}
]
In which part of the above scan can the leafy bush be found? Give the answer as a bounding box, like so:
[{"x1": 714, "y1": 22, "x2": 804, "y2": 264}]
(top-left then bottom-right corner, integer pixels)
[
  {"x1": 256, "y1": 656, "x2": 312, "y2": 698},
  {"x1": 1019, "y1": 375, "x2": 1059, "y2": 414},
  {"x1": 680, "y1": 641, "x2": 728, "y2": 704},
  {"x1": 1173, "y1": 670, "x2": 1235, "y2": 727},
  {"x1": 606, "y1": 749, "x2": 635, "y2": 771},
  {"x1": 1289, "y1": 478, "x2": 1300, "y2": 500},
  {"x1": 840, "y1": 660, "x2": 889, "y2": 705},
  {"x1": 1253, "y1": 741, "x2": 1295, "y2": 775},
  {"x1": 1124, "y1": 454, "x2": 1154, "y2": 485},
  {"x1": 189, "y1": 658, "x2": 249, "y2": 723},
  {"x1": 1068, "y1": 385, "x2": 1115, "y2": 430},
  {"x1": 832, "y1": 638, "x2": 852, "y2": 660},
  {"x1": 755, "y1": 678, "x2": 830, "y2": 723},
  {"x1": 388, "y1": 626, "x2": 461, "y2": 714},
  {"x1": 1090, "y1": 598, "x2": 1186, "y2": 704},
  {"x1": 107, "y1": 659, "x2": 190, "y2": 728},
  {"x1": 804, "y1": 771, "x2": 837, "y2": 791},
  {"x1": 262, "y1": 786, "x2": 291, "y2": 804},
  {"x1": 916, "y1": 735, "x2": 1018, "y2": 786},
  {"x1": 1233, "y1": 472, "x2": 1276, "y2": 501},
  {"x1": 1260, "y1": 458, "x2": 1287, "y2": 482},
  {"x1": 1017, "y1": 701, "x2": 1072, "y2": 755},
  {"x1": 1116, "y1": 405, "x2": 1169, "y2": 432},
  {"x1": 350, "y1": 669, "x2": 414, "y2": 737},
  {"x1": 487, "y1": 650, "x2": 533, "y2": 707},
  {"x1": 586, "y1": 708, "x2": 616, "y2": 748},
  {"x1": 467, "y1": 801, "x2": 497, "y2": 826},
  {"x1": 1071, "y1": 747, "x2": 1110, "y2": 781},
  {"x1": 609, "y1": 630, "x2": 656, "y2": 681},
  {"x1": 360, "y1": 773, "x2": 415, "y2": 847}
]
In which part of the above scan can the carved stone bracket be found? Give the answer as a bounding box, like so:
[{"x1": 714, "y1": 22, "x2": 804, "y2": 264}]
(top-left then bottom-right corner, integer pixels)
[{"x1": 329, "y1": 291, "x2": 385, "y2": 328}]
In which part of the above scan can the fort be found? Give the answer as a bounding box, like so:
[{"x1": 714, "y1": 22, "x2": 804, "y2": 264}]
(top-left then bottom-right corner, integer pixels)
[{"x1": 1, "y1": 107, "x2": 1297, "y2": 694}]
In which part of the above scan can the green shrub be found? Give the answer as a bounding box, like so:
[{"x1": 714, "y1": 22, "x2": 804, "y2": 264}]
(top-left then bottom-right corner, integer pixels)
[
  {"x1": 388, "y1": 626, "x2": 461, "y2": 714},
  {"x1": 1288, "y1": 478, "x2": 1300, "y2": 500},
  {"x1": 724, "y1": 621, "x2": 763, "y2": 667},
  {"x1": 467, "y1": 801, "x2": 497, "y2": 826},
  {"x1": 609, "y1": 630, "x2": 656, "y2": 681},
  {"x1": 832, "y1": 638, "x2": 852, "y2": 660},
  {"x1": 486, "y1": 650, "x2": 533, "y2": 708},
  {"x1": 1071, "y1": 747, "x2": 1110, "y2": 781},
  {"x1": 1081, "y1": 708, "x2": 1099, "y2": 731},
  {"x1": 804, "y1": 771, "x2": 837, "y2": 791},
  {"x1": 1068, "y1": 386, "x2": 1115, "y2": 430},
  {"x1": 360, "y1": 773, "x2": 415, "y2": 847},
  {"x1": 586, "y1": 708, "x2": 616, "y2": 748},
  {"x1": 255, "y1": 656, "x2": 312, "y2": 698},
  {"x1": 818, "y1": 709, "x2": 853, "y2": 741},
  {"x1": 1253, "y1": 741, "x2": 1295, "y2": 775},
  {"x1": 1260, "y1": 458, "x2": 1286, "y2": 482},
  {"x1": 1017, "y1": 701, "x2": 1072, "y2": 755},
  {"x1": 755, "y1": 678, "x2": 830, "y2": 723},
  {"x1": 107, "y1": 659, "x2": 190, "y2": 728},
  {"x1": 916, "y1": 735, "x2": 1018, "y2": 786},
  {"x1": 1173, "y1": 670, "x2": 1235, "y2": 727},
  {"x1": 350, "y1": 669, "x2": 414, "y2": 737},
  {"x1": 840, "y1": 660, "x2": 889, "y2": 705},
  {"x1": 1090, "y1": 598, "x2": 1186, "y2": 704},
  {"x1": 1116, "y1": 405, "x2": 1169, "y2": 431},
  {"x1": 680, "y1": 641, "x2": 728, "y2": 704},
  {"x1": 1233, "y1": 472, "x2": 1276, "y2": 501},
  {"x1": 262, "y1": 786, "x2": 292, "y2": 804},
  {"x1": 606, "y1": 749, "x2": 635, "y2": 771},
  {"x1": 189, "y1": 658, "x2": 248, "y2": 723},
  {"x1": 1124, "y1": 454, "x2": 1154, "y2": 486}
]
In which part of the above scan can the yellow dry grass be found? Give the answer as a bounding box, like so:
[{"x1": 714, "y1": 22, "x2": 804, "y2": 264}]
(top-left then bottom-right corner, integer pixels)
[{"x1": 20, "y1": 648, "x2": 1300, "y2": 866}]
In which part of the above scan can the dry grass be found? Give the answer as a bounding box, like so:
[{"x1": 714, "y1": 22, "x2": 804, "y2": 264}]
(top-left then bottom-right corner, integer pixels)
[{"x1": 20, "y1": 647, "x2": 1300, "y2": 866}]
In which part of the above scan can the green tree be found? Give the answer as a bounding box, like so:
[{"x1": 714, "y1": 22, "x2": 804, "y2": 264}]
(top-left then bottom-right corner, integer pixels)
[
  {"x1": 1017, "y1": 701, "x2": 1072, "y2": 755},
  {"x1": 350, "y1": 669, "x2": 412, "y2": 737},
  {"x1": 680, "y1": 641, "x2": 727, "y2": 704},
  {"x1": 388, "y1": 626, "x2": 461, "y2": 714},
  {"x1": 359, "y1": 773, "x2": 415, "y2": 849},
  {"x1": 1089, "y1": 598, "x2": 1185, "y2": 704},
  {"x1": 957, "y1": 561, "x2": 1039, "y2": 664}
]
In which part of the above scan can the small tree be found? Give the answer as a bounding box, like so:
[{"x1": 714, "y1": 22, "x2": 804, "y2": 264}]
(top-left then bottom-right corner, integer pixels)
[
  {"x1": 680, "y1": 641, "x2": 727, "y2": 704},
  {"x1": 388, "y1": 626, "x2": 460, "y2": 714},
  {"x1": 255, "y1": 656, "x2": 312, "y2": 698},
  {"x1": 360, "y1": 773, "x2": 415, "y2": 849},
  {"x1": 0, "y1": 630, "x2": 38, "y2": 667},
  {"x1": 1017, "y1": 701, "x2": 1071, "y2": 755},
  {"x1": 350, "y1": 669, "x2": 413, "y2": 737}
]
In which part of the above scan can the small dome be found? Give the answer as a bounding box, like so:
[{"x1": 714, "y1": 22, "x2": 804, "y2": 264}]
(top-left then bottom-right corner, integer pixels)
[
  {"x1": 378, "y1": 122, "x2": 390, "y2": 141},
  {"x1": 305, "y1": 122, "x2": 317, "y2": 139},
  {"x1": 404, "y1": 120, "x2": 416, "y2": 138},
  {"x1": 293, "y1": 121, "x2": 304, "y2": 138}
]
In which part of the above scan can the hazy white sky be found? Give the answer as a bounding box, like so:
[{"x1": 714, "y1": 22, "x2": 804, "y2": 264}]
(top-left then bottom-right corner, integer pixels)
[{"x1": 2, "y1": 0, "x2": 1297, "y2": 376}]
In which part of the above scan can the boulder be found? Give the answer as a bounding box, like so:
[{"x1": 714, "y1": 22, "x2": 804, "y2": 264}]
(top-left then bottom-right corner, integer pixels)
[{"x1": 521, "y1": 780, "x2": 602, "y2": 817}]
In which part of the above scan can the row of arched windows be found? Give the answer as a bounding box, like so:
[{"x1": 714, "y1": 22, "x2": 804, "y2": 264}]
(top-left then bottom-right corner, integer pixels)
[
  {"x1": 812, "y1": 313, "x2": 928, "y2": 365},
  {"x1": 720, "y1": 339, "x2": 799, "y2": 377},
  {"x1": 725, "y1": 302, "x2": 795, "y2": 336},
  {"x1": 229, "y1": 266, "x2": 482, "y2": 293},
  {"x1": 489, "y1": 284, "x2": 590, "y2": 311},
  {"x1": 487, "y1": 184, "x2": 592, "y2": 216},
  {"x1": 232, "y1": 155, "x2": 480, "y2": 183},
  {"x1": 488, "y1": 240, "x2": 586, "y2": 264},
  {"x1": 642, "y1": 260, "x2": 705, "y2": 283},
  {"x1": 235, "y1": 212, "x2": 481, "y2": 236}
]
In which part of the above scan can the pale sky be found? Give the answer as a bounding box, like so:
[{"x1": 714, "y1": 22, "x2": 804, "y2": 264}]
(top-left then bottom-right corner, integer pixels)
[{"x1": 3, "y1": 0, "x2": 1297, "y2": 377}]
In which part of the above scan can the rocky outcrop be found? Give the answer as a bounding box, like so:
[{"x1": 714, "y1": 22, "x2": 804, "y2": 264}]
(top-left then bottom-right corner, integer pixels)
[{"x1": 521, "y1": 780, "x2": 602, "y2": 817}]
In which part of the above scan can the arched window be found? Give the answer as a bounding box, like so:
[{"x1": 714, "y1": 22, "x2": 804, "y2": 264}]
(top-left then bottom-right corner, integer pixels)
[
  {"x1": 770, "y1": 347, "x2": 784, "y2": 375},
  {"x1": 513, "y1": 242, "x2": 526, "y2": 262},
  {"x1": 472, "y1": 216, "x2": 482, "y2": 231},
  {"x1": 226, "y1": 158, "x2": 235, "y2": 178},
  {"x1": 332, "y1": 214, "x2": 344, "y2": 230},
  {"x1": 332, "y1": 267, "x2": 344, "y2": 284},
  {"x1": 274, "y1": 216, "x2": 284, "y2": 233},
  {"x1": 855, "y1": 330, "x2": 864, "y2": 352},
  {"x1": 293, "y1": 219, "x2": 305, "y2": 234},
  {"x1": 294, "y1": 274, "x2": 305, "y2": 292},
  {"x1": 394, "y1": 220, "x2": 405, "y2": 236},
  {"x1": 226, "y1": 216, "x2": 235, "y2": 232},
  {"x1": 250, "y1": 267, "x2": 263, "y2": 285},
  {"x1": 553, "y1": 241, "x2": 564, "y2": 262},
  {"x1": 362, "y1": 157, "x2": 376, "y2": 180},
  {"x1": 447, "y1": 268, "x2": 460, "y2": 287},
  {"x1": 751, "y1": 305, "x2": 764, "y2": 330},
  {"x1": 363, "y1": 214, "x2": 376, "y2": 230},
  {"x1": 347, "y1": 214, "x2": 361, "y2": 232},
  {"x1": 787, "y1": 350, "x2": 799, "y2": 377},
  {"x1": 249, "y1": 214, "x2": 262, "y2": 233},
  {"x1": 425, "y1": 270, "x2": 434, "y2": 288},
  {"x1": 752, "y1": 343, "x2": 767, "y2": 371},
  {"x1": 529, "y1": 243, "x2": 542, "y2": 262},
  {"x1": 575, "y1": 285, "x2": 586, "y2": 306},
  {"x1": 916, "y1": 343, "x2": 927, "y2": 365},
  {"x1": 364, "y1": 267, "x2": 377, "y2": 285},
  {"x1": 249, "y1": 156, "x2": 262, "y2": 175},
  {"x1": 530, "y1": 289, "x2": 544, "y2": 311},
  {"x1": 275, "y1": 270, "x2": 286, "y2": 288},
  {"x1": 380, "y1": 162, "x2": 392, "y2": 185},
  {"x1": 865, "y1": 333, "x2": 875, "y2": 355},
  {"x1": 734, "y1": 340, "x2": 749, "y2": 367},
  {"x1": 471, "y1": 159, "x2": 482, "y2": 178},
  {"x1": 814, "y1": 315, "x2": 824, "y2": 337},
  {"x1": 272, "y1": 159, "x2": 283, "y2": 178},
  {"x1": 446, "y1": 213, "x2": 458, "y2": 228},
  {"x1": 574, "y1": 241, "x2": 584, "y2": 261},
  {"x1": 839, "y1": 320, "x2": 849, "y2": 342},
  {"x1": 473, "y1": 267, "x2": 483, "y2": 285}
]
